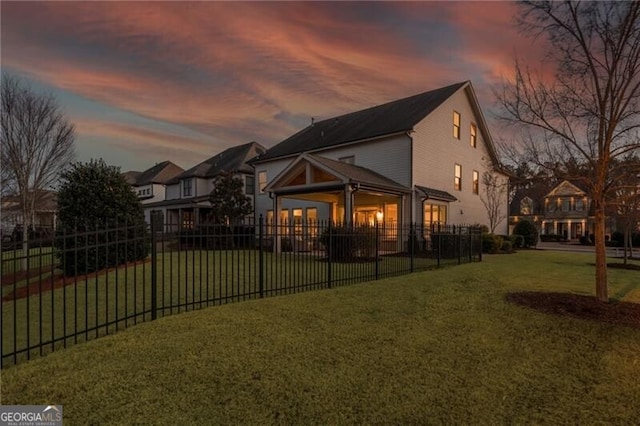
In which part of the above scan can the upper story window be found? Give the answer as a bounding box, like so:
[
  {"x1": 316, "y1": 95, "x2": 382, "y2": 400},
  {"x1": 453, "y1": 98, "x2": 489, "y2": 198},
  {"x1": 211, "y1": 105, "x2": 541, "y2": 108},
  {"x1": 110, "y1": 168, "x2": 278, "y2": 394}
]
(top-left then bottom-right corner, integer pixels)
[
  {"x1": 546, "y1": 199, "x2": 556, "y2": 212},
  {"x1": 245, "y1": 175, "x2": 254, "y2": 195},
  {"x1": 520, "y1": 197, "x2": 533, "y2": 215},
  {"x1": 470, "y1": 123, "x2": 477, "y2": 148},
  {"x1": 562, "y1": 199, "x2": 570, "y2": 212},
  {"x1": 339, "y1": 156, "x2": 355, "y2": 164},
  {"x1": 258, "y1": 171, "x2": 267, "y2": 194},
  {"x1": 182, "y1": 178, "x2": 193, "y2": 197},
  {"x1": 453, "y1": 111, "x2": 461, "y2": 139},
  {"x1": 454, "y1": 164, "x2": 462, "y2": 191},
  {"x1": 576, "y1": 198, "x2": 584, "y2": 211},
  {"x1": 472, "y1": 170, "x2": 479, "y2": 195}
]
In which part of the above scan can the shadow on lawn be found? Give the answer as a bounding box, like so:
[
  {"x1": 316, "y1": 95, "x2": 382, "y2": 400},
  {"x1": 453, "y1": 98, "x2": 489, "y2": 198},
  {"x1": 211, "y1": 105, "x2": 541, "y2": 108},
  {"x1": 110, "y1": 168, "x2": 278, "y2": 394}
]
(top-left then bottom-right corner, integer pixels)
[{"x1": 506, "y1": 291, "x2": 640, "y2": 329}]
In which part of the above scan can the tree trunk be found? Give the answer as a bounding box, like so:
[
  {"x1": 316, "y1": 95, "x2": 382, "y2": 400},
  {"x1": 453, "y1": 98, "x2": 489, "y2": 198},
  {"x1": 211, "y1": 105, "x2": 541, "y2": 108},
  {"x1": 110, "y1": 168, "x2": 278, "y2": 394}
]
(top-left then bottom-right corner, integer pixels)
[
  {"x1": 623, "y1": 228, "x2": 629, "y2": 265},
  {"x1": 594, "y1": 202, "x2": 608, "y2": 302}
]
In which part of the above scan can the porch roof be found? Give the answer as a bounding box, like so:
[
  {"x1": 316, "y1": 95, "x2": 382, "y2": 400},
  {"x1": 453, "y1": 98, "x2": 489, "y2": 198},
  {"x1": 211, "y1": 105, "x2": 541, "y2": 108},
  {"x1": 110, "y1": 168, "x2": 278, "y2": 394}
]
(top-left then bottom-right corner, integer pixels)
[
  {"x1": 416, "y1": 185, "x2": 457, "y2": 202},
  {"x1": 265, "y1": 153, "x2": 411, "y2": 196}
]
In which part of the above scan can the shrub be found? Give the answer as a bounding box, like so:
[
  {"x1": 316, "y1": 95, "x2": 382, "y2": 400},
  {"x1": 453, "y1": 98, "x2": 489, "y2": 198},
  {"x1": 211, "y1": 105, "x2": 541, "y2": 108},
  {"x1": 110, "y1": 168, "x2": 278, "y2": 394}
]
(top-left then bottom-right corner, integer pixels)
[
  {"x1": 513, "y1": 220, "x2": 539, "y2": 248},
  {"x1": 320, "y1": 224, "x2": 376, "y2": 261},
  {"x1": 55, "y1": 160, "x2": 149, "y2": 276},
  {"x1": 511, "y1": 235, "x2": 524, "y2": 249},
  {"x1": 482, "y1": 233, "x2": 503, "y2": 254},
  {"x1": 501, "y1": 240, "x2": 513, "y2": 253}
]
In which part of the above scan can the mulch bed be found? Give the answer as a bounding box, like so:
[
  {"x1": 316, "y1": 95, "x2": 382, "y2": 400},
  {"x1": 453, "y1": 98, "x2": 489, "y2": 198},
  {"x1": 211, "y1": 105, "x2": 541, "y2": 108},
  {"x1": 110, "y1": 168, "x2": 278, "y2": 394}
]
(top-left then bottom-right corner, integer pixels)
[
  {"x1": 1, "y1": 258, "x2": 151, "y2": 302},
  {"x1": 1, "y1": 266, "x2": 60, "y2": 287},
  {"x1": 506, "y1": 291, "x2": 640, "y2": 329}
]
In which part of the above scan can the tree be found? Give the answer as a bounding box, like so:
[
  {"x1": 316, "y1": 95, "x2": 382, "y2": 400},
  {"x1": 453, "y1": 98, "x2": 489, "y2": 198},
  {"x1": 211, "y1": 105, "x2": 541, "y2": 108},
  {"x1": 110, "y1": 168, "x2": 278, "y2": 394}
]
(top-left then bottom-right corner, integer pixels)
[
  {"x1": 513, "y1": 219, "x2": 539, "y2": 248},
  {"x1": 480, "y1": 172, "x2": 507, "y2": 233},
  {"x1": 208, "y1": 172, "x2": 252, "y2": 226},
  {"x1": 611, "y1": 155, "x2": 640, "y2": 263},
  {"x1": 1, "y1": 75, "x2": 75, "y2": 266},
  {"x1": 496, "y1": 1, "x2": 640, "y2": 302},
  {"x1": 55, "y1": 160, "x2": 148, "y2": 276}
]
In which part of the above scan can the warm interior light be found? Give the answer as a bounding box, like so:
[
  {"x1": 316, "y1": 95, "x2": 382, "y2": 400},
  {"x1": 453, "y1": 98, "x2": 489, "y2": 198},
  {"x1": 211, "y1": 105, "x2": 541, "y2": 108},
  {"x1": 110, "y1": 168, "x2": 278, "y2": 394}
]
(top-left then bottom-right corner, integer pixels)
[{"x1": 376, "y1": 210, "x2": 384, "y2": 222}]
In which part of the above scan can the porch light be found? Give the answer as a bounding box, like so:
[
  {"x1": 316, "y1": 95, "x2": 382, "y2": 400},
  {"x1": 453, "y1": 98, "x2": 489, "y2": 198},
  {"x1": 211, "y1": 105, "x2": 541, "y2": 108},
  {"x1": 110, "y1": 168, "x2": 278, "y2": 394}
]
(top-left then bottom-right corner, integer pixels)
[{"x1": 376, "y1": 210, "x2": 384, "y2": 222}]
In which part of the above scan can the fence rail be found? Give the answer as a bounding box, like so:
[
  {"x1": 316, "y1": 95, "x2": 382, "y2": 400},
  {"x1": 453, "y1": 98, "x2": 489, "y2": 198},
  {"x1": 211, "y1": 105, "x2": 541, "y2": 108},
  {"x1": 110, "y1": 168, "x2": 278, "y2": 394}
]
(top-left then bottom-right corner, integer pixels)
[{"x1": 1, "y1": 214, "x2": 482, "y2": 368}]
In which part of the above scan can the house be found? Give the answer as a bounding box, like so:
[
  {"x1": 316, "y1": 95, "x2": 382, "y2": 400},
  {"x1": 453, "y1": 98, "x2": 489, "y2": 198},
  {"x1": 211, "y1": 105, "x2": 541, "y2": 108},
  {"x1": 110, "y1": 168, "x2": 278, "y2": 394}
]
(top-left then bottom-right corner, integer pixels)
[
  {"x1": 250, "y1": 81, "x2": 507, "y2": 249},
  {"x1": 1, "y1": 190, "x2": 58, "y2": 239},
  {"x1": 145, "y1": 141, "x2": 266, "y2": 229},
  {"x1": 509, "y1": 179, "x2": 616, "y2": 241},
  {"x1": 123, "y1": 161, "x2": 184, "y2": 223}
]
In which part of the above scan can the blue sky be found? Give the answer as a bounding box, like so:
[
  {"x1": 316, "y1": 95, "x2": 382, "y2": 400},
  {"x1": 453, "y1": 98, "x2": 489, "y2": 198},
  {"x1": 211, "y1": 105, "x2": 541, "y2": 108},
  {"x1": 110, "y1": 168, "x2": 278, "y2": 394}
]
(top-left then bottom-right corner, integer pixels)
[{"x1": 1, "y1": 1, "x2": 544, "y2": 173}]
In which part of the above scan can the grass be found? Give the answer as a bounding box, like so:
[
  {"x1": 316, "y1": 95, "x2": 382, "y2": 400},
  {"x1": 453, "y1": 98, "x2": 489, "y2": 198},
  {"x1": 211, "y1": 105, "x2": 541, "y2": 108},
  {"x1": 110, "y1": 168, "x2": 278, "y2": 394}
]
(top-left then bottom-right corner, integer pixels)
[
  {"x1": 1, "y1": 246, "x2": 55, "y2": 276},
  {"x1": 1, "y1": 250, "x2": 639, "y2": 423},
  {"x1": 1, "y1": 249, "x2": 446, "y2": 364}
]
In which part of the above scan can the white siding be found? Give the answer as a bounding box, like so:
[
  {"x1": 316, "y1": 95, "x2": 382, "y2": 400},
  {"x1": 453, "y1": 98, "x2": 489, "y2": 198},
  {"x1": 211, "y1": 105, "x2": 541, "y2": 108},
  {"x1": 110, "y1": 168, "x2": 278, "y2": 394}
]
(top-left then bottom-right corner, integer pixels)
[
  {"x1": 165, "y1": 183, "x2": 180, "y2": 200},
  {"x1": 412, "y1": 88, "x2": 508, "y2": 233}
]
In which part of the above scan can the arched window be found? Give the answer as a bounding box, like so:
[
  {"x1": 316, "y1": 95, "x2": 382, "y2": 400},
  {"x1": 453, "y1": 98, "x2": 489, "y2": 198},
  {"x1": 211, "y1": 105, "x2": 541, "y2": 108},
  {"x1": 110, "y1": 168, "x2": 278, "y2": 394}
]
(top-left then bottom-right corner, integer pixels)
[{"x1": 520, "y1": 197, "x2": 533, "y2": 215}]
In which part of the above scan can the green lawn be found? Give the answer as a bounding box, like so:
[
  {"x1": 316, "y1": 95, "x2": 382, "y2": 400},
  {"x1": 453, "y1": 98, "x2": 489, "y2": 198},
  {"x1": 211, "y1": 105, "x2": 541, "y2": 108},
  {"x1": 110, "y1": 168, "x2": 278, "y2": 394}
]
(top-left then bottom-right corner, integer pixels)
[
  {"x1": 2, "y1": 249, "x2": 444, "y2": 364},
  {"x1": 1, "y1": 250, "x2": 639, "y2": 423},
  {"x1": 1, "y1": 246, "x2": 55, "y2": 276}
]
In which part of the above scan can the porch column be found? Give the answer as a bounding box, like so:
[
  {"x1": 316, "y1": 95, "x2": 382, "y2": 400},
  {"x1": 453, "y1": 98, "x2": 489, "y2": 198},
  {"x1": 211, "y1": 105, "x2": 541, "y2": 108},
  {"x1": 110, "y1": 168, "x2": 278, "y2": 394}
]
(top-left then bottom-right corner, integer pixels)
[
  {"x1": 273, "y1": 195, "x2": 282, "y2": 253},
  {"x1": 344, "y1": 184, "x2": 353, "y2": 225},
  {"x1": 553, "y1": 221, "x2": 558, "y2": 235}
]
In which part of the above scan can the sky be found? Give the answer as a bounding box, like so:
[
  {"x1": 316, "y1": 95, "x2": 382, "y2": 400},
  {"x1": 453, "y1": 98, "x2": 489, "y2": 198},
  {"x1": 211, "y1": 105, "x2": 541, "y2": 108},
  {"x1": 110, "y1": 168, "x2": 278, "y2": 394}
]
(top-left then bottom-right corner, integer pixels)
[{"x1": 1, "y1": 1, "x2": 546, "y2": 173}]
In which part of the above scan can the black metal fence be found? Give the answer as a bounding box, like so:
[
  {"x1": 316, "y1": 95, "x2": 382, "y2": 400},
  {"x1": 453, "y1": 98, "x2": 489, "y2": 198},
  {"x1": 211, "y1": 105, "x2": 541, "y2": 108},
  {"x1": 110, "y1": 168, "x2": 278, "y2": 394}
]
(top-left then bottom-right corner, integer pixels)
[{"x1": 1, "y1": 214, "x2": 482, "y2": 368}]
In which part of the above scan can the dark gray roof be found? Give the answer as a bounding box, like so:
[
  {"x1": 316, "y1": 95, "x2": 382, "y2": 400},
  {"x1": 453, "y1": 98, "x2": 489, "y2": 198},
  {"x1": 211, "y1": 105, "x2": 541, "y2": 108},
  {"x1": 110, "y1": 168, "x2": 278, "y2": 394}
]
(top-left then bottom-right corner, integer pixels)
[
  {"x1": 254, "y1": 82, "x2": 467, "y2": 162},
  {"x1": 416, "y1": 185, "x2": 457, "y2": 202},
  {"x1": 132, "y1": 161, "x2": 184, "y2": 186},
  {"x1": 122, "y1": 171, "x2": 141, "y2": 185},
  {"x1": 168, "y1": 141, "x2": 266, "y2": 184}
]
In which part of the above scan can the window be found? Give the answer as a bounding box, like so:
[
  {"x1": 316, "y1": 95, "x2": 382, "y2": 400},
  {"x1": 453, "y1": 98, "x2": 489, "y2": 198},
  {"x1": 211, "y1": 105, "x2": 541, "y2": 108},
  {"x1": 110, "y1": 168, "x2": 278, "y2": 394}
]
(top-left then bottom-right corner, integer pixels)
[
  {"x1": 266, "y1": 210, "x2": 274, "y2": 235},
  {"x1": 576, "y1": 198, "x2": 584, "y2": 211},
  {"x1": 245, "y1": 175, "x2": 254, "y2": 195},
  {"x1": 339, "y1": 156, "x2": 355, "y2": 164},
  {"x1": 562, "y1": 199, "x2": 570, "y2": 212},
  {"x1": 547, "y1": 199, "x2": 556, "y2": 212},
  {"x1": 520, "y1": 197, "x2": 533, "y2": 215},
  {"x1": 470, "y1": 123, "x2": 477, "y2": 148},
  {"x1": 293, "y1": 208, "x2": 303, "y2": 236},
  {"x1": 454, "y1": 164, "x2": 462, "y2": 191},
  {"x1": 306, "y1": 208, "x2": 318, "y2": 236},
  {"x1": 280, "y1": 209, "x2": 289, "y2": 235},
  {"x1": 453, "y1": 111, "x2": 461, "y2": 139},
  {"x1": 258, "y1": 171, "x2": 267, "y2": 194},
  {"x1": 424, "y1": 203, "x2": 447, "y2": 227},
  {"x1": 182, "y1": 179, "x2": 193, "y2": 197},
  {"x1": 472, "y1": 170, "x2": 479, "y2": 194}
]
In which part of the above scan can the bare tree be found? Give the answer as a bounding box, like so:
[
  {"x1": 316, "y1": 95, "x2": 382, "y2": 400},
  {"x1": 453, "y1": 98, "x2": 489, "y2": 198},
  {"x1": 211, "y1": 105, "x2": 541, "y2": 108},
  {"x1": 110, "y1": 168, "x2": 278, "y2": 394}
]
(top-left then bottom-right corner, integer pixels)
[
  {"x1": 1, "y1": 75, "x2": 75, "y2": 263},
  {"x1": 612, "y1": 156, "x2": 640, "y2": 263},
  {"x1": 480, "y1": 171, "x2": 507, "y2": 233},
  {"x1": 496, "y1": 1, "x2": 640, "y2": 302}
]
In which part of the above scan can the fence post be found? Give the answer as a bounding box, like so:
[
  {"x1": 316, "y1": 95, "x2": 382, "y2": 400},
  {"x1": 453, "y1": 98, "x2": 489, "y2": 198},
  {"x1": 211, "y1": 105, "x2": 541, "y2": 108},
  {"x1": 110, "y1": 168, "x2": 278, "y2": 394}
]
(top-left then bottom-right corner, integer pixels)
[
  {"x1": 150, "y1": 211, "x2": 162, "y2": 320},
  {"x1": 437, "y1": 223, "x2": 441, "y2": 268},
  {"x1": 458, "y1": 225, "x2": 462, "y2": 265},
  {"x1": 409, "y1": 223, "x2": 415, "y2": 273},
  {"x1": 327, "y1": 220, "x2": 332, "y2": 289},
  {"x1": 375, "y1": 221, "x2": 380, "y2": 280},
  {"x1": 259, "y1": 215, "x2": 264, "y2": 298}
]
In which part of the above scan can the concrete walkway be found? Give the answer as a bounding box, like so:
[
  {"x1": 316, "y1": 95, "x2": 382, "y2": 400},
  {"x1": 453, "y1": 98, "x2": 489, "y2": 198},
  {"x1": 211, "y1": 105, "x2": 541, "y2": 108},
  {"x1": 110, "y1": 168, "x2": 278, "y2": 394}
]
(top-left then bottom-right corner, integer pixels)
[{"x1": 535, "y1": 241, "x2": 639, "y2": 258}]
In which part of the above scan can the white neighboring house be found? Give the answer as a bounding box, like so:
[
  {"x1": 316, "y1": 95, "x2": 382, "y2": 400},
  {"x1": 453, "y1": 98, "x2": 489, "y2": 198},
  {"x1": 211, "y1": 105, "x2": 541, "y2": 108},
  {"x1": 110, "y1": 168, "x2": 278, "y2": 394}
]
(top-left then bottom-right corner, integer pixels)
[
  {"x1": 145, "y1": 141, "x2": 266, "y2": 230},
  {"x1": 250, "y1": 81, "x2": 508, "y2": 243},
  {"x1": 123, "y1": 161, "x2": 184, "y2": 223}
]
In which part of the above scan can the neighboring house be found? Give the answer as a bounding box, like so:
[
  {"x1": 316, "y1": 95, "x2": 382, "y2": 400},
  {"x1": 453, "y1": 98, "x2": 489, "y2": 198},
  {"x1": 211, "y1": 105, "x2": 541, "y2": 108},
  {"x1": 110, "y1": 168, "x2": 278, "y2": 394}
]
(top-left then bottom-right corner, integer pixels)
[
  {"x1": 250, "y1": 81, "x2": 508, "y2": 250},
  {"x1": 145, "y1": 141, "x2": 266, "y2": 229},
  {"x1": 123, "y1": 161, "x2": 184, "y2": 223},
  {"x1": 510, "y1": 179, "x2": 615, "y2": 241},
  {"x1": 1, "y1": 190, "x2": 58, "y2": 235}
]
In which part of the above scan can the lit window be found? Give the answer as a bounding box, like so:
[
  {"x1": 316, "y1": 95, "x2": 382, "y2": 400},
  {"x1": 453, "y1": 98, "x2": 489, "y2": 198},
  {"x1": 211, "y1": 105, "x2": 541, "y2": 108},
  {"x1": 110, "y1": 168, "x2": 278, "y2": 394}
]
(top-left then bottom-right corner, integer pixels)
[
  {"x1": 424, "y1": 203, "x2": 447, "y2": 227},
  {"x1": 293, "y1": 208, "x2": 303, "y2": 235},
  {"x1": 520, "y1": 197, "x2": 533, "y2": 215},
  {"x1": 453, "y1": 111, "x2": 461, "y2": 139},
  {"x1": 258, "y1": 171, "x2": 267, "y2": 193},
  {"x1": 470, "y1": 123, "x2": 477, "y2": 148},
  {"x1": 454, "y1": 164, "x2": 462, "y2": 191},
  {"x1": 306, "y1": 208, "x2": 317, "y2": 236},
  {"x1": 472, "y1": 170, "x2": 479, "y2": 194},
  {"x1": 182, "y1": 179, "x2": 193, "y2": 197},
  {"x1": 280, "y1": 209, "x2": 289, "y2": 235}
]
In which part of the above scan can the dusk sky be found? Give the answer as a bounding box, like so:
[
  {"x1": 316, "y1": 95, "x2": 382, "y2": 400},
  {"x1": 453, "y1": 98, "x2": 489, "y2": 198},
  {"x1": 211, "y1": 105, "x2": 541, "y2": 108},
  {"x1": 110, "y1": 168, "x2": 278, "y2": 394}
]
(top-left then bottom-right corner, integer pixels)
[{"x1": 1, "y1": 1, "x2": 546, "y2": 173}]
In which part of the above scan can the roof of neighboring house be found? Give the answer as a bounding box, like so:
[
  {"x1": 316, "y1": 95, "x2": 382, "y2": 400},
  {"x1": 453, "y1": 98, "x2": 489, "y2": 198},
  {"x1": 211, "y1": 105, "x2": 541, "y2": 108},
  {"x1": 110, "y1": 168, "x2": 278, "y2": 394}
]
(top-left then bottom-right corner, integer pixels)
[
  {"x1": 415, "y1": 185, "x2": 457, "y2": 202},
  {"x1": 123, "y1": 161, "x2": 184, "y2": 186},
  {"x1": 168, "y1": 141, "x2": 266, "y2": 184},
  {"x1": 1, "y1": 190, "x2": 57, "y2": 212},
  {"x1": 252, "y1": 82, "x2": 469, "y2": 163},
  {"x1": 122, "y1": 171, "x2": 141, "y2": 185}
]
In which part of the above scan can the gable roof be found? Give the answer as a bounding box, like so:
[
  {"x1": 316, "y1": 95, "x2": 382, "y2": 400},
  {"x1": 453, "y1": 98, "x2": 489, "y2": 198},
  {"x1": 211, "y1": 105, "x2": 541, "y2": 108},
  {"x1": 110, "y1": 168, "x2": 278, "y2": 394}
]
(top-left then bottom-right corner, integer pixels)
[
  {"x1": 129, "y1": 161, "x2": 184, "y2": 186},
  {"x1": 253, "y1": 82, "x2": 468, "y2": 163},
  {"x1": 415, "y1": 185, "x2": 457, "y2": 202},
  {"x1": 545, "y1": 180, "x2": 587, "y2": 198},
  {"x1": 168, "y1": 141, "x2": 266, "y2": 184},
  {"x1": 265, "y1": 153, "x2": 410, "y2": 195}
]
